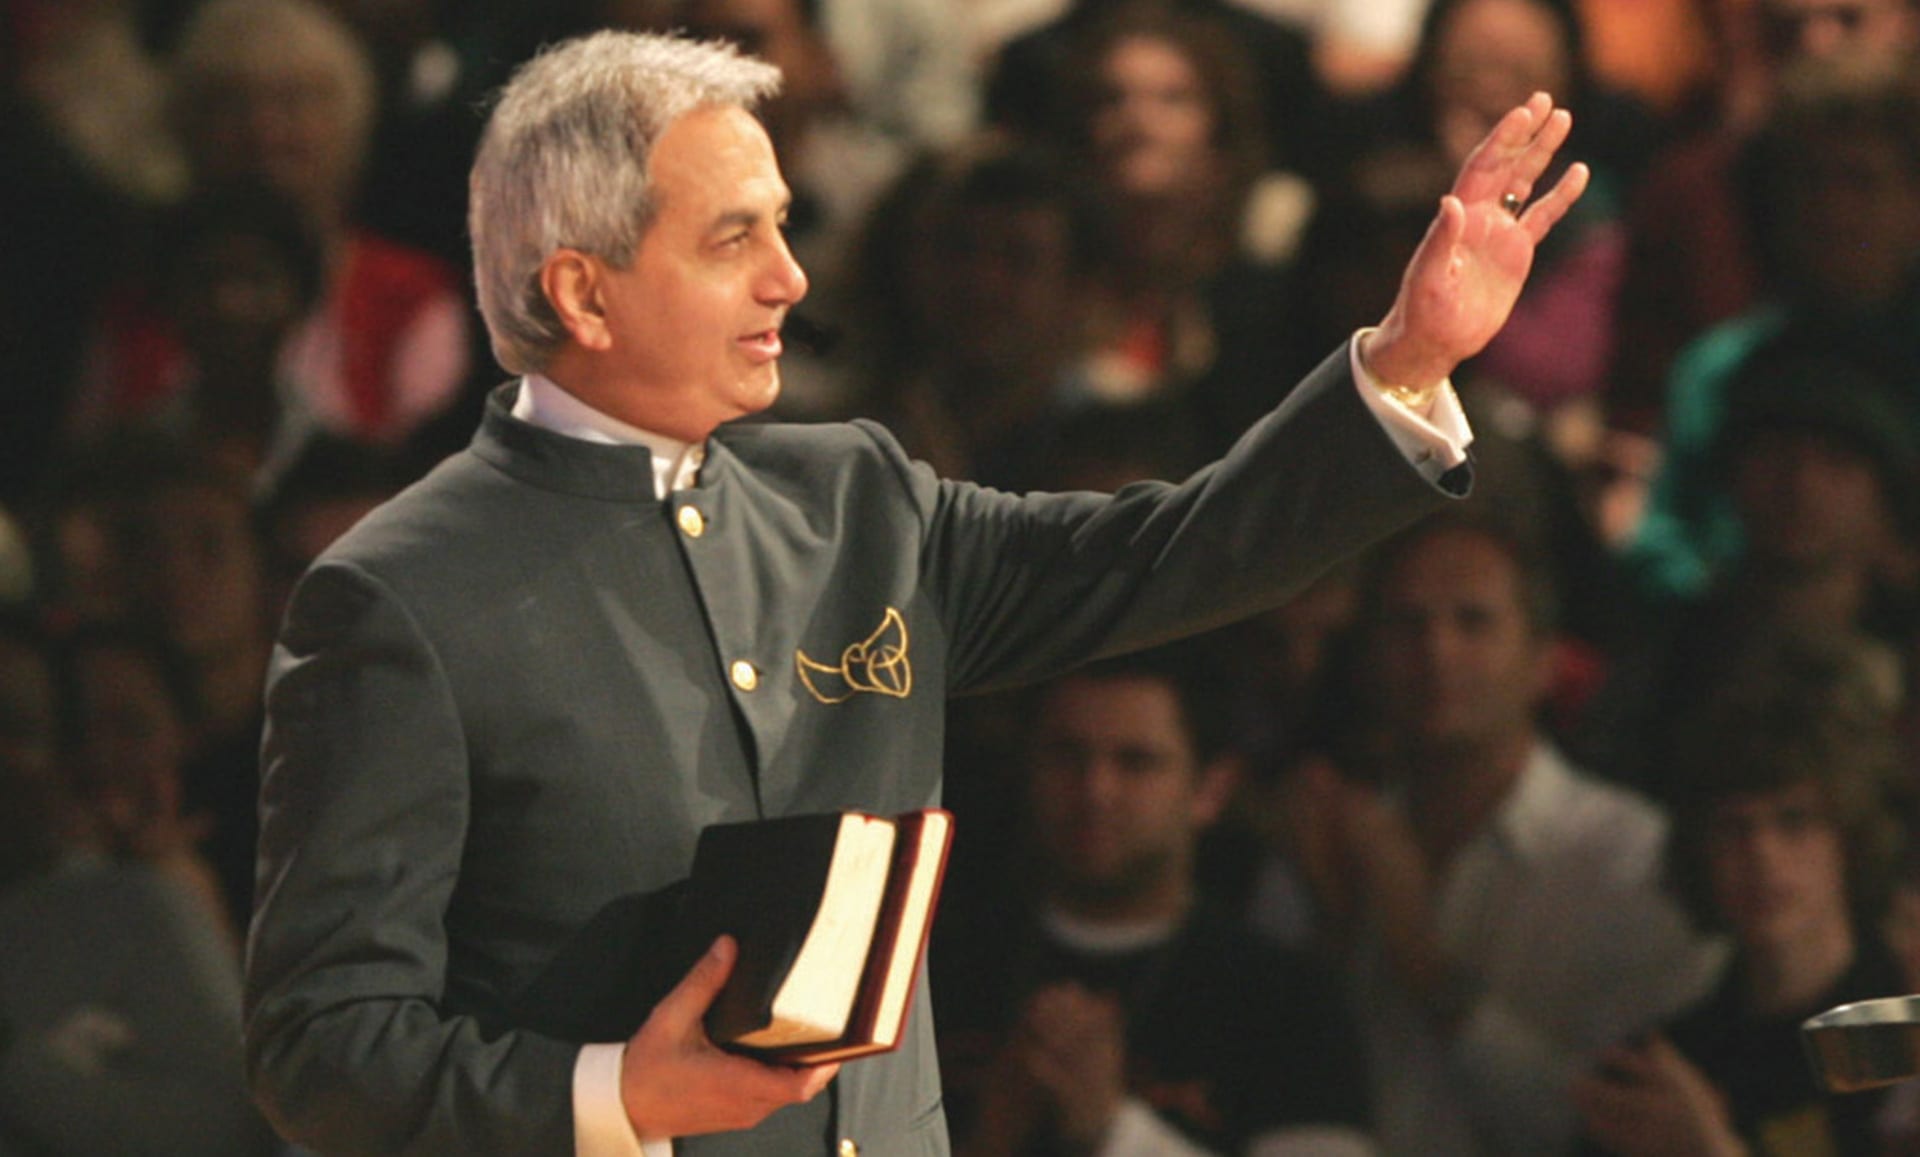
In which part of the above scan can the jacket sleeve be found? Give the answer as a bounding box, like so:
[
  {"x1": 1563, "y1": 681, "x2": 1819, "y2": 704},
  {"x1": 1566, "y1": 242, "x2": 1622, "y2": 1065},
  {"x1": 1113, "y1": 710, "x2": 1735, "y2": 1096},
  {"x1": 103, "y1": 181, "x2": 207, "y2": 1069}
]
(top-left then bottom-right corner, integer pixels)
[
  {"x1": 244, "y1": 560, "x2": 578, "y2": 1156},
  {"x1": 904, "y1": 346, "x2": 1467, "y2": 695}
]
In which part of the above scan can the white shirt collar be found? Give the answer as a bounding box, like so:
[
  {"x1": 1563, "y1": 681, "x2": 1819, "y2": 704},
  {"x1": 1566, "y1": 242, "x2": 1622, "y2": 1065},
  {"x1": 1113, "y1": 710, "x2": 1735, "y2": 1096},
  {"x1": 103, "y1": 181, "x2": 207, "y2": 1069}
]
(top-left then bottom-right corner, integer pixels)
[
  {"x1": 1039, "y1": 904, "x2": 1182, "y2": 955},
  {"x1": 1487, "y1": 741, "x2": 1584, "y2": 864},
  {"x1": 511, "y1": 373, "x2": 705, "y2": 500}
]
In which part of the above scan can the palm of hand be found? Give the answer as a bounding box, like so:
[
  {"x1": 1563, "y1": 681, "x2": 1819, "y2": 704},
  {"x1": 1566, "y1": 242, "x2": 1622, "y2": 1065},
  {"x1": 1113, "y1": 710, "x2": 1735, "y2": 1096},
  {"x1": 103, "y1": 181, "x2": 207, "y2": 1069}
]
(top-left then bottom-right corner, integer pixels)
[{"x1": 1402, "y1": 199, "x2": 1542, "y2": 365}]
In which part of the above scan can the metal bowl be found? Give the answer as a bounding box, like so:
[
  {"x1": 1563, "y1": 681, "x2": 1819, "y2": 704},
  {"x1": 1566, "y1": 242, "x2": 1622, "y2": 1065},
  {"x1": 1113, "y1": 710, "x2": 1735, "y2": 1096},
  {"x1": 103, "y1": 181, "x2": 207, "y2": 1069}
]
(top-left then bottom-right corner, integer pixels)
[{"x1": 1803, "y1": 995, "x2": 1920, "y2": 1092}]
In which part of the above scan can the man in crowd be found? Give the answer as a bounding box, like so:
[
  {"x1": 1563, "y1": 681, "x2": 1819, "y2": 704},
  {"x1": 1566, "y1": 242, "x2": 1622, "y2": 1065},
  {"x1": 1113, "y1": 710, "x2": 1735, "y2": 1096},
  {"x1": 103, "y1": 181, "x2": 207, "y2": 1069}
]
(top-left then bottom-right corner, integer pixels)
[
  {"x1": 1275, "y1": 516, "x2": 1724, "y2": 1155},
  {"x1": 937, "y1": 648, "x2": 1375, "y2": 1156},
  {"x1": 242, "y1": 28, "x2": 1587, "y2": 1157}
]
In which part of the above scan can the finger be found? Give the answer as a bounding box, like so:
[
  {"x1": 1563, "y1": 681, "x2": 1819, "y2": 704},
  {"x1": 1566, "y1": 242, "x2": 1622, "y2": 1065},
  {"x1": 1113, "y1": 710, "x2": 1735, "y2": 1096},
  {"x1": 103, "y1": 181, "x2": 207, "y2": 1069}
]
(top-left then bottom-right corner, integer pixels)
[
  {"x1": 1453, "y1": 93, "x2": 1552, "y2": 202},
  {"x1": 715, "y1": 1055, "x2": 842, "y2": 1118},
  {"x1": 796, "y1": 1061, "x2": 842, "y2": 1098},
  {"x1": 1519, "y1": 162, "x2": 1589, "y2": 242},
  {"x1": 1507, "y1": 106, "x2": 1574, "y2": 197},
  {"x1": 653, "y1": 935, "x2": 738, "y2": 1035}
]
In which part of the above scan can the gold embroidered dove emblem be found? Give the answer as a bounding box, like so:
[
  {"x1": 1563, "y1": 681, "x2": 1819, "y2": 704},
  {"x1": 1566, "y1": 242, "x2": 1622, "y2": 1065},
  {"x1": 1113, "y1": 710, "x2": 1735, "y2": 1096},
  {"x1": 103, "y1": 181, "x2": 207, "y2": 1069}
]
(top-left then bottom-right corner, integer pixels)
[{"x1": 796, "y1": 607, "x2": 912, "y2": 704}]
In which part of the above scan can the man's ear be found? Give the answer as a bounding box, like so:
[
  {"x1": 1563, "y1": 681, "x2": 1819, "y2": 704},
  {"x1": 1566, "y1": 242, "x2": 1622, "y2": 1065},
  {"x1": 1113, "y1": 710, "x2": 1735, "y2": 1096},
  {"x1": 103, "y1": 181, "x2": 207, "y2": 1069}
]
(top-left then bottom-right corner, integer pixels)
[
  {"x1": 540, "y1": 249, "x2": 613, "y2": 352},
  {"x1": 1191, "y1": 754, "x2": 1244, "y2": 830}
]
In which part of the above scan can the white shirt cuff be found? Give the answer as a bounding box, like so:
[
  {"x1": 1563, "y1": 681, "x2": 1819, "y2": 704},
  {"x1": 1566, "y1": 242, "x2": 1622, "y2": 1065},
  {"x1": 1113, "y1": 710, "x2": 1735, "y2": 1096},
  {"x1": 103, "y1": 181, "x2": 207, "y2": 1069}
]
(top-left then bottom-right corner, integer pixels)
[
  {"x1": 575, "y1": 1043, "x2": 674, "y2": 1157},
  {"x1": 1348, "y1": 329, "x2": 1472, "y2": 477}
]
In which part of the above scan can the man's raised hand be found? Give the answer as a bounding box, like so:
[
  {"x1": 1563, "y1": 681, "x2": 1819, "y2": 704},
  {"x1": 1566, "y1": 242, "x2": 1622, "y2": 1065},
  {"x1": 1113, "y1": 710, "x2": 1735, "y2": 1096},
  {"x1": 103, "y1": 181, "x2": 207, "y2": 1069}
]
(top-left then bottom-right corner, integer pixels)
[{"x1": 1363, "y1": 91, "x2": 1591, "y2": 391}]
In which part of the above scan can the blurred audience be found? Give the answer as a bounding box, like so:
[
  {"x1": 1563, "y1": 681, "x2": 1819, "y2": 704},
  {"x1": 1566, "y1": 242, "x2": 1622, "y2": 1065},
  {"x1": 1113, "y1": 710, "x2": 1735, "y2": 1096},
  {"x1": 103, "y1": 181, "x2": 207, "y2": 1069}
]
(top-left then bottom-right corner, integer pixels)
[
  {"x1": 986, "y1": 0, "x2": 1328, "y2": 179},
  {"x1": 852, "y1": 136, "x2": 1118, "y2": 487},
  {"x1": 256, "y1": 435, "x2": 408, "y2": 616},
  {"x1": 1628, "y1": 54, "x2": 1920, "y2": 602},
  {"x1": 1605, "y1": 0, "x2": 1919, "y2": 436},
  {"x1": 73, "y1": 0, "x2": 472, "y2": 456},
  {"x1": 14, "y1": 3, "x2": 1920, "y2": 1150},
  {"x1": 1049, "y1": 5, "x2": 1317, "y2": 452},
  {"x1": 1581, "y1": 340, "x2": 1920, "y2": 798},
  {"x1": 57, "y1": 624, "x2": 238, "y2": 944},
  {"x1": 937, "y1": 647, "x2": 1376, "y2": 1156},
  {"x1": 0, "y1": 617, "x2": 278, "y2": 1157},
  {"x1": 111, "y1": 445, "x2": 275, "y2": 929},
  {"x1": 1575, "y1": 630, "x2": 1912, "y2": 1157},
  {"x1": 1256, "y1": 515, "x2": 1724, "y2": 1156}
]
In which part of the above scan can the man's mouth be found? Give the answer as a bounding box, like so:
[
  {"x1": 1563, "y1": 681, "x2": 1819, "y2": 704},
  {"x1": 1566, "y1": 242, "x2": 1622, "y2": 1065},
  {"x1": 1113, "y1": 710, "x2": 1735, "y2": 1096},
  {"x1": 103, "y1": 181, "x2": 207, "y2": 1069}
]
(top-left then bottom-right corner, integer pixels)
[{"x1": 738, "y1": 328, "x2": 783, "y2": 361}]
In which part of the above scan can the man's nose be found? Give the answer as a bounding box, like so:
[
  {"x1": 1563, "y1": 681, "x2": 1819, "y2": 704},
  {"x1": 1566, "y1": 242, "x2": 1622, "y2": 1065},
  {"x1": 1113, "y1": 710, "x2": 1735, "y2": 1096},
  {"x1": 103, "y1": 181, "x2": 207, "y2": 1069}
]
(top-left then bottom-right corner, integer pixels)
[{"x1": 760, "y1": 233, "x2": 809, "y2": 305}]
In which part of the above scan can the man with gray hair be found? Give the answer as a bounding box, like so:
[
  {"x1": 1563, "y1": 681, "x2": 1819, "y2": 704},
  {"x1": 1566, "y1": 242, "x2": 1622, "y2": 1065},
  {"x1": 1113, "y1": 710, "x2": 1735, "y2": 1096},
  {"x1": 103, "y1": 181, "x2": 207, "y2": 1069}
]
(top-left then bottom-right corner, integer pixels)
[{"x1": 243, "y1": 28, "x2": 1586, "y2": 1157}]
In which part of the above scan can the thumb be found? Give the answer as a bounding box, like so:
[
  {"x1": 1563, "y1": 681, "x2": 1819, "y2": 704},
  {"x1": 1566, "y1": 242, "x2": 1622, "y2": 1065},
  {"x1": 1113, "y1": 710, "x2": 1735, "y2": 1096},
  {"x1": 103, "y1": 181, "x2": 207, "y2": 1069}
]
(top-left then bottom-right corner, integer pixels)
[{"x1": 654, "y1": 935, "x2": 737, "y2": 1035}]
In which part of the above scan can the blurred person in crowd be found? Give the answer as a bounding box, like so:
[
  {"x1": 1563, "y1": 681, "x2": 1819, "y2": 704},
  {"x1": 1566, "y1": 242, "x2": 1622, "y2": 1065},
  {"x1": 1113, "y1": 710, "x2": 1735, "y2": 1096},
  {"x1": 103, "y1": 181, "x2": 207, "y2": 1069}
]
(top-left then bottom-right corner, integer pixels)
[
  {"x1": 29, "y1": 458, "x2": 137, "y2": 634},
  {"x1": 11, "y1": 0, "x2": 186, "y2": 206},
  {"x1": 809, "y1": 0, "x2": 979, "y2": 150},
  {"x1": 1606, "y1": 0, "x2": 1919, "y2": 436},
  {"x1": 0, "y1": 1, "x2": 152, "y2": 503},
  {"x1": 0, "y1": 616, "x2": 279, "y2": 1157},
  {"x1": 74, "y1": 0, "x2": 472, "y2": 454},
  {"x1": 129, "y1": 179, "x2": 328, "y2": 495},
  {"x1": 256, "y1": 435, "x2": 409, "y2": 617},
  {"x1": 1050, "y1": 5, "x2": 1319, "y2": 454},
  {"x1": 114, "y1": 447, "x2": 274, "y2": 929},
  {"x1": 851, "y1": 136, "x2": 1119, "y2": 488},
  {"x1": 937, "y1": 648, "x2": 1376, "y2": 1157},
  {"x1": 1264, "y1": 515, "x2": 1723, "y2": 1156},
  {"x1": 1579, "y1": 342, "x2": 1920, "y2": 799},
  {"x1": 58, "y1": 624, "x2": 238, "y2": 944},
  {"x1": 602, "y1": 0, "x2": 979, "y2": 150},
  {"x1": 986, "y1": 0, "x2": 1328, "y2": 179},
  {"x1": 1627, "y1": 55, "x2": 1920, "y2": 602},
  {"x1": 1572, "y1": 0, "x2": 1720, "y2": 120},
  {"x1": 1575, "y1": 630, "x2": 1911, "y2": 1157}
]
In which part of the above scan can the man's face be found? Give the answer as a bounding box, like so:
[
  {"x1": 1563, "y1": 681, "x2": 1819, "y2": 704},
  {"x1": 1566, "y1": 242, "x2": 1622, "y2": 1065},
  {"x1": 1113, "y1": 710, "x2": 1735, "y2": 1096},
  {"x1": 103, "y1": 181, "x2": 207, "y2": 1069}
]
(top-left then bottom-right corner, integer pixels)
[
  {"x1": 1731, "y1": 427, "x2": 1892, "y2": 573},
  {"x1": 1027, "y1": 675, "x2": 1225, "y2": 905},
  {"x1": 1429, "y1": 0, "x2": 1571, "y2": 167},
  {"x1": 1706, "y1": 781, "x2": 1852, "y2": 953},
  {"x1": 590, "y1": 105, "x2": 808, "y2": 439},
  {"x1": 922, "y1": 203, "x2": 1080, "y2": 380},
  {"x1": 1090, "y1": 35, "x2": 1217, "y2": 200},
  {"x1": 1772, "y1": 130, "x2": 1920, "y2": 308},
  {"x1": 1368, "y1": 529, "x2": 1552, "y2": 755},
  {"x1": 123, "y1": 482, "x2": 265, "y2": 660}
]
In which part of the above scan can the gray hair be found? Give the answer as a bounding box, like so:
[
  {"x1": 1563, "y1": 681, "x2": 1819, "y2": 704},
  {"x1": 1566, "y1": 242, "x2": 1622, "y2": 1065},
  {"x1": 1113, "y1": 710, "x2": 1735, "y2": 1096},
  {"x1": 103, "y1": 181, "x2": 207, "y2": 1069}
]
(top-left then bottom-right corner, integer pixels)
[{"x1": 470, "y1": 32, "x2": 783, "y2": 374}]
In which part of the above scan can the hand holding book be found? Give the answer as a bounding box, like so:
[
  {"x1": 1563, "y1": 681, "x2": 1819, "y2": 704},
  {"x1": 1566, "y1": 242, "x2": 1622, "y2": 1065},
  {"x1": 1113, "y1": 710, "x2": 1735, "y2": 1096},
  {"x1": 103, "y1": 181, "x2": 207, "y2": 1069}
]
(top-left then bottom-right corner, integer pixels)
[{"x1": 618, "y1": 934, "x2": 842, "y2": 1140}]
